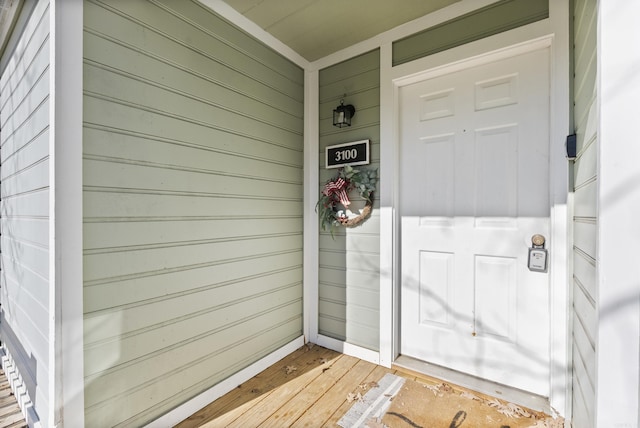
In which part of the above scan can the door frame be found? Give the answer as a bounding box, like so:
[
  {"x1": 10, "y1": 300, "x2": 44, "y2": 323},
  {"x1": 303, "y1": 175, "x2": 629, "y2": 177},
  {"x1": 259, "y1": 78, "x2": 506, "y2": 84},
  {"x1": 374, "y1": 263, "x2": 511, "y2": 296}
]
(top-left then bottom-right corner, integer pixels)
[{"x1": 378, "y1": 0, "x2": 571, "y2": 416}]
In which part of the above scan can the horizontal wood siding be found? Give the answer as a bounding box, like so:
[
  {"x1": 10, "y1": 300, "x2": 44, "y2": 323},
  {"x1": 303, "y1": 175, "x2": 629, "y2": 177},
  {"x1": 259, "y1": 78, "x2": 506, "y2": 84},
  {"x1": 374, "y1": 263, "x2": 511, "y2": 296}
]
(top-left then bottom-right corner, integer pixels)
[
  {"x1": 318, "y1": 50, "x2": 380, "y2": 351},
  {"x1": 572, "y1": 0, "x2": 597, "y2": 425},
  {"x1": 0, "y1": 1, "x2": 51, "y2": 426},
  {"x1": 82, "y1": 0, "x2": 304, "y2": 425},
  {"x1": 392, "y1": 0, "x2": 549, "y2": 66}
]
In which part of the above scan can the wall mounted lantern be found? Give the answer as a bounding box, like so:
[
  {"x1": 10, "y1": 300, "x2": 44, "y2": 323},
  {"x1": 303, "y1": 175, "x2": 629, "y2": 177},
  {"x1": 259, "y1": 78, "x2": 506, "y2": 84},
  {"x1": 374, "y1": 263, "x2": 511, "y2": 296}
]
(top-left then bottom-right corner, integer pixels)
[{"x1": 333, "y1": 99, "x2": 356, "y2": 128}]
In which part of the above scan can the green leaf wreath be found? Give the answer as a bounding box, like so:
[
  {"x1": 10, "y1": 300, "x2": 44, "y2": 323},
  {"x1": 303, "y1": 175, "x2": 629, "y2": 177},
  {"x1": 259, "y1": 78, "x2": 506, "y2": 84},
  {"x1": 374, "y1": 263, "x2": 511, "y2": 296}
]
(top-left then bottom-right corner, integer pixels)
[{"x1": 317, "y1": 165, "x2": 378, "y2": 234}]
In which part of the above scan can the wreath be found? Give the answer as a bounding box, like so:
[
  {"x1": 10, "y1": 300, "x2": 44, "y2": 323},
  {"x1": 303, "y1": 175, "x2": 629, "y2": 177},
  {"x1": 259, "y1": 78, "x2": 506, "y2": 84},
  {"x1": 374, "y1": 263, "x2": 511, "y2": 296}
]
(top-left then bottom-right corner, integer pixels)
[{"x1": 317, "y1": 165, "x2": 378, "y2": 234}]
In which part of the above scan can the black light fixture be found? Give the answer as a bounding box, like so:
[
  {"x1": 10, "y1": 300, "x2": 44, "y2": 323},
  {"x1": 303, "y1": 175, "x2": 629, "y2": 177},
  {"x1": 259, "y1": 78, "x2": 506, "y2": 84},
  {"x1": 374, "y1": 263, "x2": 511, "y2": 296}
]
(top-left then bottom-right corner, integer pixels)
[{"x1": 333, "y1": 99, "x2": 356, "y2": 128}]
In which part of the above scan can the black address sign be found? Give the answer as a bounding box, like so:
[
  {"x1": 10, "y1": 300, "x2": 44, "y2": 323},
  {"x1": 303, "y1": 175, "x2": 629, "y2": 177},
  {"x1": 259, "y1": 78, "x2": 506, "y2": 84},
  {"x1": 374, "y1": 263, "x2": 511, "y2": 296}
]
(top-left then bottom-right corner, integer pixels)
[{"x1": 325, "y1": 139, "x2": 370, "y2": 169}]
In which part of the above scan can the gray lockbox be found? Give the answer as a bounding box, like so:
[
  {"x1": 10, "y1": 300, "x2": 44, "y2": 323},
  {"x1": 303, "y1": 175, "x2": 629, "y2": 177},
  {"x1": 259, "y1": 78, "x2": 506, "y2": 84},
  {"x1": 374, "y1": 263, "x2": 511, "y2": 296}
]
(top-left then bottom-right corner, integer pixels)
[{"x1": 528, "y1": 234, "x2": 548, "y2": 273}]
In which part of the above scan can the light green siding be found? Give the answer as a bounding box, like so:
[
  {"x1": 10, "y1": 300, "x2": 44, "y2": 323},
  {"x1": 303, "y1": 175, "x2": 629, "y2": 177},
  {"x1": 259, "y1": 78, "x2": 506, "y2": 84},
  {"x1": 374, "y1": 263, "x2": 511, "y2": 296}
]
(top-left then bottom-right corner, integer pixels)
[
  {"x1": 318, "y1": 49, "x2": 380, "y2": 351},
  {"x1": 571, "y1": 0, "x2": 597, "y2": 426},
  {"x1": 392, "y1": 0, "x2": 549, "y2": 66},
  {"x1": 0, "y1": 1, "x2": 51, "y2": 426},
  {"x1": 82, "y1": 0, "x2": 304, "y2": 425}
]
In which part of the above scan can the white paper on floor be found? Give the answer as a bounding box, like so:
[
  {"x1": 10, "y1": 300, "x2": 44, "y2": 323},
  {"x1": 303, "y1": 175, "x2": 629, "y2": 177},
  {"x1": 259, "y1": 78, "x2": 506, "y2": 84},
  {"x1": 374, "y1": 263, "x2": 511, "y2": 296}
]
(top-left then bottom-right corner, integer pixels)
[{"x1": 338, "y1": 373, "x2": 406, "y2": 428}]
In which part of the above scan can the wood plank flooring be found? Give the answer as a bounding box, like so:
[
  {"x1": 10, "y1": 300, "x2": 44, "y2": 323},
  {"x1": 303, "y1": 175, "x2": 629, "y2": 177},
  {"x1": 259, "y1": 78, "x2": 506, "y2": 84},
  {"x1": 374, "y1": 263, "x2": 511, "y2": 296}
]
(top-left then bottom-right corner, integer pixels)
[
  {"x1": 0, "y1": 369, "x2": 27, "y2": 428},
  {"x1": 176, "y1": 344, "x2": 559, "y2": 428},
  {"x1": 176, "y1": 344, "x2": 447, "y2": 428}
]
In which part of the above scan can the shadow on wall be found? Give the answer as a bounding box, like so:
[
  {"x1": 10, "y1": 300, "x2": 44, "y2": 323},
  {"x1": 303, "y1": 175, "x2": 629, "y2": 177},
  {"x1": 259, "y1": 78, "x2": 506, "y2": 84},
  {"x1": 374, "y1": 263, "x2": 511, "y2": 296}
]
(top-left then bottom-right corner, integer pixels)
[
  {"x1": 0, "y1": 194, "x2": 40, "y2": 424},
  {"x1": 398, "y1": 269, "x2": 573, "y2": 402},
  {"x1": 318, "y1": 194, "x2": 381, "y2": 349}
]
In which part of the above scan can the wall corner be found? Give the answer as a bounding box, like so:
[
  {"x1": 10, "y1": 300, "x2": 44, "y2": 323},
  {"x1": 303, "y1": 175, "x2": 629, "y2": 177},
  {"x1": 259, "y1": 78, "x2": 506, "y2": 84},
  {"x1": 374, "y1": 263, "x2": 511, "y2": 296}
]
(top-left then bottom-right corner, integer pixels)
[{"x1": 50, "y1": 0, "x2": 84, "y2": 426}]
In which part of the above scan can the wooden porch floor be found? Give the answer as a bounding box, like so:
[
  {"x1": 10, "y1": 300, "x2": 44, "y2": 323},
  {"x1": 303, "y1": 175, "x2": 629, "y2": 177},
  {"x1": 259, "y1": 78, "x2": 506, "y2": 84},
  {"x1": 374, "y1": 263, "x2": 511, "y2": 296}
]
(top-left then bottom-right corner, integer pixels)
[
  {"x1": 0, "y1": 369, "x2": 27, "y2": 428},
  {"x1": 175, "y1": 344, "x2": 556, "y2": 428},
  {"x1": 176, "y1": 344, "x2": 394, "y2": 427}
]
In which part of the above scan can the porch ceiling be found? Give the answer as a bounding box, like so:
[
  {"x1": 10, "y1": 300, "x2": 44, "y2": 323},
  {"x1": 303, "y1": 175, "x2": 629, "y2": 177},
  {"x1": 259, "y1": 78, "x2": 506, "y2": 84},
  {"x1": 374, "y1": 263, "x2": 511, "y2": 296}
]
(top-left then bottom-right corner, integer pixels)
[{"x1": 222, "y1": 0, "x2": 461, "y2": 62}]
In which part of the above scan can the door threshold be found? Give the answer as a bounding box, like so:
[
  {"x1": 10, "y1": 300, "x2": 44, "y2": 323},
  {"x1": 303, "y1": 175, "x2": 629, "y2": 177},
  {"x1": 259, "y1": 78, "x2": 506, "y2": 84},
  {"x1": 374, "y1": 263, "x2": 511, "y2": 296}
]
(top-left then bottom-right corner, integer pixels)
[{"x1": 393, "y1": 355, "x2": 551, "y2": 415}]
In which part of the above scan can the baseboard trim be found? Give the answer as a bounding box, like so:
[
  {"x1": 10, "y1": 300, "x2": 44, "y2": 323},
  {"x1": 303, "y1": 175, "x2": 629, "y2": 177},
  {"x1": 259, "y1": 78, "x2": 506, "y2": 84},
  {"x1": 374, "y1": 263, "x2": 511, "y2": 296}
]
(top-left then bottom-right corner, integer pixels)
[
  {"x1": 315, "y1": 334, "x2": 380, "y2": 365},
  {"x1": 147, "y1": 335, "x2": 305, "y2": 427}
]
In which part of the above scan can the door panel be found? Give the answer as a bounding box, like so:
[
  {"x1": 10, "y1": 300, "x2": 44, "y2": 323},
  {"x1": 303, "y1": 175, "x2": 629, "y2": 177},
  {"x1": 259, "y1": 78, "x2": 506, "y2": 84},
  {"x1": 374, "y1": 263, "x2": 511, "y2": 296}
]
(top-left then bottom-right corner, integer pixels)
[{"x1": 400, "y1": 48, "x2": 550, "y2": 396}]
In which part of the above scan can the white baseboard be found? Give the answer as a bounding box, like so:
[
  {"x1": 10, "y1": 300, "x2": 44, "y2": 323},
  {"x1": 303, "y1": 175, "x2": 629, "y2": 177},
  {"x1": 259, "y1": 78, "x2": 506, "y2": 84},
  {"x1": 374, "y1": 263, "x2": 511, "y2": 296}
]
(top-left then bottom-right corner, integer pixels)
[
  {"x1": 0, "y1": 345, "x2": 41, "y2": 428},
  {"x1": 147, "y1": 335, "x2": 305, "y2": 427},
  {"x1": 315, "y1": 334, "x2": 380, "y2": 365}
]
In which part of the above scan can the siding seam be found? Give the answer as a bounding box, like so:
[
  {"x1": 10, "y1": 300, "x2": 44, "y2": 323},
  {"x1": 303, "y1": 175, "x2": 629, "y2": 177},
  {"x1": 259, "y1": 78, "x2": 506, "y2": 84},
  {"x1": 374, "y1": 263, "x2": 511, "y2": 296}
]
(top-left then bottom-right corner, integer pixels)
[
  {"x1": 320, "y1": 121, "x2": 381, "y2": 137},
  {"x1": 113, "y1": 331, "x2": 301, "y2": 427},
  {"x1": 0, "y1": 3, "x2": 49, "y2": 94},
  {"x1": 573, "y1": 301, "x2": 596, "y2": 348},
  {"x1": 84, "y1": 311, "x2": 303, "y2": 409},
  {"x1": 84, "y1": 215, "x2": 302, "y2": 223},
  {"x1": 2, "y1": 233, "x2": 48, "y2": 252},
  {"x1": 573, "y1": 49, "x2": 596, "y2": 103},
  {"x1": 1, "y1": 156, "x2": 48, "y2": 183},
  {"x1": 86, "y1": 0, "x2": 302, "y2": 100},
  {"x1": 318, "y1": 265, "x2": 380, "y2": 275},
  {"x1": 84, "y1": 288, "x2": 302, "y2": 352},
  {"x1": 573, "y1": 129, "x2": 597, "y2": 161},
  {"x1": 83, "y1": 59, "x2": 303, "y2": 133},
  {"x1": 319, "y1": 313, "x2": 346, "y2": 323},
  {"x1": 573, "y1": 95, "x2": 596, "y2": 134},
  {"x1": 573, "y1": 174, "x2": 596, "y2": 191},
  {"x1": 0, "y1": 59, "x2": 49, "y2": 123},
  {"x1": 319, "y1": 297, "x2": 346, "y2": 307},
  {"x1": 573, "y1": 3, "x2": 596, "y2": 72},
  {"x1": 83, "y1": 154, "x2": 301, "y2": 186},
  {"x1": 84, "y1": 248, "x2": 302, "y2": 287},
  {"x1": 319, "y1": 84, "x2": 381, "y2": 105},
  {"x1": 83, "y1": 185, "x2": 302, "y2": 201},
  {"x1": 574, "y1": 245, "x2": 596, "y2": 266},
  {"x1": 82, "y1": 29, "x2": 303, "y2": 115},
  {"x1": 85, "y1": 267, "x2": 302, "y2": 316},
  {"x1": 1, "y1": 186, "x2": 48, "y2": 200},
  {"x1": 0, "y1": 96, "x2": 49, "y2": 145},
  {"x1": 83, "y1": 92, "x2": 302, "y2": 150},
  {"x1": 149, "y1": 0, "x2": 302, "y2": 85},
  {"x1": 1, "y1": 268, "x2": 48, "y2": 312},
  {"x1": 83, "y1": 123, "x2": 303, "y2": 164},
  {"x1": 574, "y1": 276, "x2": 596, "y2": 307},
  {"x1": 573, "y1": 216, "x2": 596, "y2": 224},
  {"x1": 84, "y1": 232, "x2": 302, "y2": 255},
  {"x1": 571, "y1": 347, "x2": 594, "y2": 418},
  {"x1": 318, "y1": 281, "x2": 346, "y2": 289}
]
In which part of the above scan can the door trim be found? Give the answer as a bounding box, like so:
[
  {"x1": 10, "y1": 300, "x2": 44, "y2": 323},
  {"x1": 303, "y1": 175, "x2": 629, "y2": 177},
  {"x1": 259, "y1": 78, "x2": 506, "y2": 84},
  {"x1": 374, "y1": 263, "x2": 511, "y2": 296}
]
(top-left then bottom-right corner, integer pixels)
[{"x1": 379, "y1": 1, "x2": 570, "y2": 417}]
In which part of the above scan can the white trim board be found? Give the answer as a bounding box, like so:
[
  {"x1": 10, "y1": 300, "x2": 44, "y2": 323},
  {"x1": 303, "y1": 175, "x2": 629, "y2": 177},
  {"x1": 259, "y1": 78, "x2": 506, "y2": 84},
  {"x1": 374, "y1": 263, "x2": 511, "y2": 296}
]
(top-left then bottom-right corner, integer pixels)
[
  {"x1": 309, "y1": 0, "x2": 500, "y2": 71},
  {"x1": 195, "y1": 0, "x2": 308, "y2": 69},
  {"x1": 378, "y1": 42, "x2": 397, "y2": 369},
  {"x1": 595, "y1": 1, "x2": 640, "y2": 426},
  {"x1": 315, "y1": 335, "x2": 380, "y2": 366},
  {"x1": 303, "y1": 69, "x2": 320, "y2": 345},
  {"x1": 147, "y1": 335, "x2": 305, "y2": 427},
  {"x1": 50, "y1": 1, "x2": 85, "y2": 426},
  {"x1": 199, "y1": 0, "x2": 502, "y2": 72},
  {"x1": 379, "y1": 8, "x2": 571, "y2": 419},
  {"x1": 546, "y1": 0, "x2": 571, "y2": 418}
]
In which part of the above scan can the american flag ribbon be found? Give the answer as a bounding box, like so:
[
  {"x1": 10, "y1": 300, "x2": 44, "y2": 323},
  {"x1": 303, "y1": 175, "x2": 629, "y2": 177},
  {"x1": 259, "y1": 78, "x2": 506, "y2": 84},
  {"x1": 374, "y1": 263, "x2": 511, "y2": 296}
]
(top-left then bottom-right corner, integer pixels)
[{"x1": 323, "y1": 177, "x2": 351, "y2": 206}]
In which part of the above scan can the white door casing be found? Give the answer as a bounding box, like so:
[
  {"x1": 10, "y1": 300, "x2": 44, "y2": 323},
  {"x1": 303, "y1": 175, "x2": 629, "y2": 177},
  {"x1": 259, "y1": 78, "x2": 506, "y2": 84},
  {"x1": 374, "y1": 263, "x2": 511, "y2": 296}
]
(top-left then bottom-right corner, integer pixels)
[{"x1": 399, "y1": 48, "x2": 551, "y2": 396}]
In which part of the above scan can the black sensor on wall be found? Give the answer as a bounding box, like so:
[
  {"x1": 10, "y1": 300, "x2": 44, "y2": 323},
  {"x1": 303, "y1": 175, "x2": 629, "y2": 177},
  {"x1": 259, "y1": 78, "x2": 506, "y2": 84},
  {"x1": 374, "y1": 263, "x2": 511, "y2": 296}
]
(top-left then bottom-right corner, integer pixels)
[{"x1": 566, "y1": 134, "x2": 577, "y2": 160}]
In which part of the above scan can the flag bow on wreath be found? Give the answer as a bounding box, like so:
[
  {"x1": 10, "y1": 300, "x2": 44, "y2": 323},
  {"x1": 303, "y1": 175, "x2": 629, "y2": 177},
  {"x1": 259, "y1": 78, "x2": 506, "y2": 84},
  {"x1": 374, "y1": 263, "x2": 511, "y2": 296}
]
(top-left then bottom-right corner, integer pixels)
[
  {"x1": 322, "y1": 177, "x2": 351, "y2": 207},
  {"x1": 316, "y1": 165, "x2": 378, "y2": 236}
]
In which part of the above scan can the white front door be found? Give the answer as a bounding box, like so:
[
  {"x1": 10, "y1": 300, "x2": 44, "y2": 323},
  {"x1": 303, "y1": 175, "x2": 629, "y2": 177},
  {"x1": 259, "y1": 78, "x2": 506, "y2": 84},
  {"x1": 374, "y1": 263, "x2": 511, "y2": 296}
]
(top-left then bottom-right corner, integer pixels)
[{"x1": 399, "y1": 48, "x2": 551, "y2": 396}]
